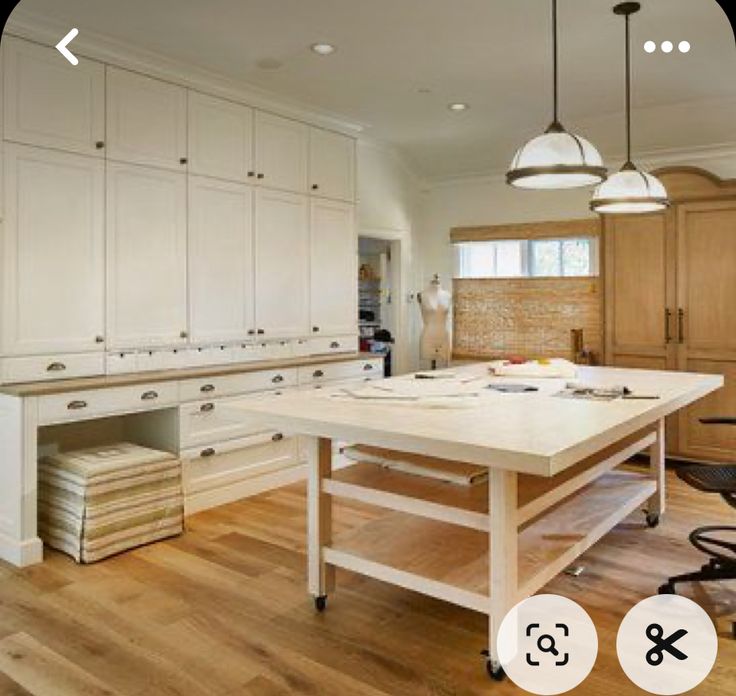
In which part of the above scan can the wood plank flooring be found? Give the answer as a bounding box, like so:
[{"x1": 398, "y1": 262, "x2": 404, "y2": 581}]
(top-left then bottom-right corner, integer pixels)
[{"x1": 0, "y1": 469, "x2": 734, "y2": 695}]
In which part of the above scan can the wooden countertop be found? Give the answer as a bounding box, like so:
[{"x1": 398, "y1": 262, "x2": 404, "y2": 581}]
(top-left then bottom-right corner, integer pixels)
[{"x1": 0, "y1": 352, "x2": 382, "y2": 398}]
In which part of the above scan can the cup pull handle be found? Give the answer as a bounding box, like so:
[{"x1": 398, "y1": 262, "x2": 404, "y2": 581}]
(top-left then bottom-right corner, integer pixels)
[
  {"x1": 330, "y1": 341, "x2": 340, "y2": 349},
  {"x1": 47, "y1": 362, "x2": 67, "y2": 372},
  {"x1": 272, "y1": 374, "x2": 284, "y2": 383},
  {"x1": 200, "y1": 402, "x2": 215, "y2": 412},
  {"x1": 200, "y1": 384, "x2": 215, "y2": 393},
  {"x1": 140, "y1": 390, "x2": 158, "y2": 401},
  {"x1": 313, "y1": 370, "x2": 324, "y2": 378},
  {"x1": 272, "y1": 433, "x2": 284, "y2": 442},
  {"x1": 200, "y1": 447, "x2": 216, "y2": 458},
  {"x1": 67, "y1": 400, "x2": 88, "y2": 410}
]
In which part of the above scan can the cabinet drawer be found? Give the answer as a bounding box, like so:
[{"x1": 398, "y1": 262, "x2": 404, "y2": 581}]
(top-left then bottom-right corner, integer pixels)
[
  {"x1": 307, "y1": 335, "x2": 358, "y2": 356},
  {"x1": 38, "y1": 381, "x2": 178, "y2": 425},
  {"x1": 298, "y1": 358, "x2": 382, "y2": 385},
  {"x1": 179, "y1": 368, "x2": 297, "y2": 402},
  {"x1": 179, "y1": 388, "x2": 294, "y2": 447},
  {"x1": 0, "y1": 353, "x2": 104, "y2": 384},
  {"x1": 182, "y1": 435, "x2": 297, "y2": 495}
]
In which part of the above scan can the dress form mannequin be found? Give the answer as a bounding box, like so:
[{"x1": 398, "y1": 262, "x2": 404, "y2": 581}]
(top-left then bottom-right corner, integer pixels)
[{"x1": 418, "y1": 274, "x2": 451, "y2": 369}]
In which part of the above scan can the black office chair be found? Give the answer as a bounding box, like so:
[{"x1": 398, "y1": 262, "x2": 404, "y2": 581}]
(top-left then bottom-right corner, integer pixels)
[{"x1": 658, "y1": 417, "x2": 736, "y2": 637}]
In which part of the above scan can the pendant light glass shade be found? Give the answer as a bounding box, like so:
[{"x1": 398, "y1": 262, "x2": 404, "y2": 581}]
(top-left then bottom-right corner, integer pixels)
[
  {"x1": 590, "y1": 3, "x2": 668, "y2": 214},
  {"x1": 506, "y1": 0, "x2": 606, "y2": 190}
]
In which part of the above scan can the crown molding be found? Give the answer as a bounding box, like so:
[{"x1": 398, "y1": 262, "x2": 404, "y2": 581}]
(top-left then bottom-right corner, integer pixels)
[
  {"x1": 424, "y1": 141, "x2": 736, "y2": 190},
  {"x1": 4, "y1": 9, "x2": 366, "y2": 136}
]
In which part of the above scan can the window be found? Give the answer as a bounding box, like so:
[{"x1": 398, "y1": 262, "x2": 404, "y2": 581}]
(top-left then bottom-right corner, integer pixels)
[{"x1": 453, "y1": 237, "x2": 598, "y2": 279}]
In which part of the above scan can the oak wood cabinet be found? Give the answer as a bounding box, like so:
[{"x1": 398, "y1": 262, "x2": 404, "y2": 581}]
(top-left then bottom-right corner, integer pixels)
[
  {"x1": 309, "y1": 127, "x2": 355, "y2": 201},
  {"x1": 254, "y1": 189, "x2": 310, "y2": 338},
  {"x1": 2, "y1": 37, "x2": 105, "y2": 157},
  {"x1": 309, "y1": 198, "x2": 357, "y2": 337},
  {"x1": 106, "y1": 162, "x2": 188, "y2": 349},
  {"x1": 106, "y1": 67, "x2": 188, "y2": 171},
  {"x1": 188, "y1": 176, "x2": 254, "y2": 343},
  {"x1": 604, "y1": 167, "x2": 736, "y2": 462},
  {"x1": 1, "y1": 144, "x2": 105, "y2": 355}
]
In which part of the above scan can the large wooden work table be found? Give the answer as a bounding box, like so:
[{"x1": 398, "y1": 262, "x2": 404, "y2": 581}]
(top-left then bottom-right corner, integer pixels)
[{"x1": 227, "y1": 363, "x2": 722, "y2": 677}]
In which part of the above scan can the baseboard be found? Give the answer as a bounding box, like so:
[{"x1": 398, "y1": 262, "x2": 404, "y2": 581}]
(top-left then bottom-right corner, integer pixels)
[{"x1": 0, "y1": 532, "x2": 44, "y2": 568}]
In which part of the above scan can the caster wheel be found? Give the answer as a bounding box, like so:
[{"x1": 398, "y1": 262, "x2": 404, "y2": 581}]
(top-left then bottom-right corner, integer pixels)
[
  {"x1": 486, "y1": 662, "x2": 505, "y2": 681},
  {"x1": 658, "y1": 583, "x2": 675, "y2": 595},
  {"x1": 646, "y1": 513, "x2": 660, "y2": 528},
  {"x1": 314, "y1": 595, "x2": 327, "y2": 612}
]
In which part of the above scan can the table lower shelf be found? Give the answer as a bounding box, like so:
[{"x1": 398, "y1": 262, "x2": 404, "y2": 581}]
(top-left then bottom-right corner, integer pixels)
[{"x1": 326, "y1": 470, "x2": 656, "y2": 613}]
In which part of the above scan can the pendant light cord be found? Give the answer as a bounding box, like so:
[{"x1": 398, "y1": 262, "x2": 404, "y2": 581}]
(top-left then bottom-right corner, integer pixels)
[
  {"x1": 552, "y1": 0, "x2": 559, "y2": 127},
  {"x1": 625, "y1": 10, "x2": 632, "y2": 166}
]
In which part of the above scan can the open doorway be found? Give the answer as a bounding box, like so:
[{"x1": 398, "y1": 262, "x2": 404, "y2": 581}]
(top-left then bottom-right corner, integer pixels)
[{"x1": 358, "y1": 236, "x2": 402, "y2": 376}]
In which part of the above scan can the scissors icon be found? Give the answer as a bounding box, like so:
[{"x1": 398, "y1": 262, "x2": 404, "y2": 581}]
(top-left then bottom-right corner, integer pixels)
[{"x1": 645, "y1": 623, "x2": 688, "y2": 666}]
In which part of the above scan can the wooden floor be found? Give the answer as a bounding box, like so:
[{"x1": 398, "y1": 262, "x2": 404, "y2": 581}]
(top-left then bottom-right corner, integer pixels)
[{"x1": 0, "y1": 469, "x2": 734, "y2": 695}]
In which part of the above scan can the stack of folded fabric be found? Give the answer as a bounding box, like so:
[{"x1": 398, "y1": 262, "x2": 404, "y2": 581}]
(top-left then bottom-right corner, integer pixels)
[{"x1": 38, "y1": 442, "x2": 183, "y2": 563}]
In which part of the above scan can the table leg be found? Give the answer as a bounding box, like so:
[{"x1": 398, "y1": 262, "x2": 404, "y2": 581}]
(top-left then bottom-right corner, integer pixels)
[
  {"x1": 488, "y1": 468, "x2": 518, "y2": 678},
  {"x1": 307, "y1": 436, "x2": 335, "y2": 604},
  {"x1": 647, "y1": 418, "x2": 666, "y2": 524}
]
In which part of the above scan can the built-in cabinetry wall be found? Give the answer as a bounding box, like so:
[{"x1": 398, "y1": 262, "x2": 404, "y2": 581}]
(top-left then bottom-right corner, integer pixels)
[
  {"x1": 0, "y1": 36, "x2": 357, "y2": 384},
  {"x1": 604, "y1": 167, "x2": 736, "y2": 463}
]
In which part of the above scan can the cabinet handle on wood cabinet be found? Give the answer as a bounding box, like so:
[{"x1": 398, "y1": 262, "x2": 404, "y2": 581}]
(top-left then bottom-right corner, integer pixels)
[
  {"x1": 312, "y1": 326, "x2": 320, "y2": 333},
  {"x1": 664, "y1": 309, "x2": 672, "y2": 344},
  {"x1": 247, "y1": 329, "x2": 255, "y2": 335},
  {"x1": 272, "y1": 433, "x2": 284, "y2": 442},
  {"x1": 363, "y1": 363, "x2": 374, "y2": 371},
  {"x1": 200, "y1": 402, "x2": 215, "y2": 412},
  {"x1": 272, "y1": 374, "x2": 284, "y2": 384},
  {"x1": 95, "y1": 141, "x2": 105, "y2": 149},
  {"x1": 257, "y1": 329, "x2": 265, "y2": 335},
  {"x1": 330, "y1": 341, "x2": 340, "y2": 349},
  {"x1": 179, "y1": 157, "x2": 188, "y2": 165},
  {"x1": 46, "y1": 362, "x2": 66, "y2": 372},
  {"x1": 257, "y1": 173, "x2": 264, "y2": 179},
  {"x1": 67, "y1": 400, "x2": 87, "y2": 410},
  {"x1": 140, "y1": 390, "x2": 158, "y2": 400},
  {"x1": 311, "y1": 184, "x2": 319, "y2": 190},
  {"x1": 180, "y1": 330, "x2": 188, "y2": 338},
  {"x1": 200, "y1": 384, "x2": 215, "y2": 393},
  {"x1": 678, "y1": 308, "x2": 685, "y2": 344},
  {"x1": 313, "y1": 370, "x2": 324, "y2": 378},
  {"x1": 247, "y1": 171, "x2": 255, "y2": 177},
  {"x1": 94, "y1": 335, "x2": 105, "y2": 343},
  {"x1": 200, "y1": 447, "x2": 216, "y2": 458}
]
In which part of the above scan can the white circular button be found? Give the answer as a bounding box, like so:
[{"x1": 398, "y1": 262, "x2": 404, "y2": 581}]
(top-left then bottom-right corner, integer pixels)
[
  {"x1": 678, "y1": 40, "x2": 691, "y2": 53},
  {"x1": 661, "y1": 40, "x2": 674, "y2": 53},
  {"x1": 644, "y1": 40, "x2": 657, "y2": 53},
  {"x1": 616, "y1": 595, "x2": 718, "y2": 694},
  {"x1": 497, "y1": 594, "x2": 598, "y2": 695}
]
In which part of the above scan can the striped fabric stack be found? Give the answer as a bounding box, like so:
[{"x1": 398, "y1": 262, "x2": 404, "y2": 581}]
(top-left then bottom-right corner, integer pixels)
[{"x1": 38, "y1": 442, "x2": 183, "y2": 563}]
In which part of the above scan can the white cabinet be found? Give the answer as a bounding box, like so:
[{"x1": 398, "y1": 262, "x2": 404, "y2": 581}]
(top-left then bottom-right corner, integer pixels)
[
  {"x1": 254, "y1": 112, "x2": 308, "y2": 193},
  {"x1": 309, "y1": 199, "x2": 357, "y2": 336},
  {"x1": 188, "y1": 91, "x2": 254, "y2": 182},
  {"x1": 106, "y1": 162, "x2": 188, "y2": 348},
  {"x1": 2, "y1": 144, "x2": 105, "y2": 355},
  {"x1": 2, "y1": 37, "x2": 105, "y2": 156},
  {"x1": 189, "y1": 176, "x2": 254, "y2": 343},
  {"x1": 106, "y1": 67, "x2": 187, "y2": 170},
  {"x1": 254, "y1": 189, "x2": 309, "y2": 338},
  {"x1": 309, "y1": 128, "x2": 355, "y2": 202}
]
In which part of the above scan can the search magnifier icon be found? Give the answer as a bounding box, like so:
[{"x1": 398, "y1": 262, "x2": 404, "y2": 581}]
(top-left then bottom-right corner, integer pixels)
[{"x1": 537, "y1": 634, "x2": 559, "y2": 656}]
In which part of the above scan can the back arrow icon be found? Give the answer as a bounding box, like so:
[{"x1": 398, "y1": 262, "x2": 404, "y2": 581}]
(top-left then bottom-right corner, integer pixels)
[{"x1": 56, "y1": 28, "x2": 79, "y2": 65}]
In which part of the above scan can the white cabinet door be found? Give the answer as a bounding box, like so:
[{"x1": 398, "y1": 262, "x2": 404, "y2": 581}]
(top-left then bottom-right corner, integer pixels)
[
  {"x1": 309, "y1": 128, "x2": 355, "y2": 202},
  {"x1": 254, "y1": 112, "x2": 308, "y2": 193},
  {"x1": 3, "y1": 36, "x2": 105, "y2": 156},
  {"x1": 2, "y1": 144, "x2": 105, "y2": 355},
  {"x1": 189, "y1": 176, "x2": 254, "y2": 343},
  {"x1": 106, "y1": 162, "x2": 188, "y2": 348},
  {"x1": 254, "y1": 189, "x2": 309, "y2": 338},
  {"x1": 106, "y1": 67, "x2": 187, "y2": 170},
  {"x1": 310, "y1": 199, "x2": 357, "y2": 337},
  {"x1": 188, "y1": 91, "x2": 254, "y2": 182}
]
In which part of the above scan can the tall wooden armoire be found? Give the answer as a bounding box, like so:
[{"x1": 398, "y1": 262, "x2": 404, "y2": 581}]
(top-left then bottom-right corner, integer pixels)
[{"x1": 604, "y1": 166, "x2": 736, "y2": 462}]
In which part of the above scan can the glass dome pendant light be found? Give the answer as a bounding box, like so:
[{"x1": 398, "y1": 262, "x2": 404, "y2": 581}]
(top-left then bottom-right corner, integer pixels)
[
  {"x1": 506, "y1": 0, "x2": 607, "y2": 189},
  {"x1": 590, "y1": 2, "x2": 669, "y2": 214}
]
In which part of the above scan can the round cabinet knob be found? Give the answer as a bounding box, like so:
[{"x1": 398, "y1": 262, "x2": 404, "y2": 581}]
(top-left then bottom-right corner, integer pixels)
[
  {"x1": 312, "y1": 326, "x2": 320, "y2": 333},
  {"x1": 311, "y1": 184, "x2": 319, "y2": 190},
  {"x1": 94, "y1": 335, "x2": 105, "y2": 343},
  {"x1": 180, "y1": 330, "x2": 188, "y2": 338},
  {"x1": 179, "y1": 157, "x2": 188, "y2": 165},
  {"x1": 95, "y1": 141, "x2": 105, "y2": 149}
]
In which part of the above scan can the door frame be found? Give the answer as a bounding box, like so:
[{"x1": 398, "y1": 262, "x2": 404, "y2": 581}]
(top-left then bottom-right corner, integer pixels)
[{"x1": 359, "y1": 228, "x2": 408, "y2": 375}]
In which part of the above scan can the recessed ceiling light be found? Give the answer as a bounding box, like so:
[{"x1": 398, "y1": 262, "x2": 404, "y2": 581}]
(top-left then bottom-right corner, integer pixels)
[
  {"x1": 311, "y1": 43, "x2": 336, "y2": 55},
  {"x1": 448, "y1": 102, "x2": 469, "y2": 112}
]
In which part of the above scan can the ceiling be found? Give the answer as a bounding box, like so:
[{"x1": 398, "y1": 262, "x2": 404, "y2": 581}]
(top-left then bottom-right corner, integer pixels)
[{"x1": 9, "y1": 0, "x2": 736, "y2": 180}]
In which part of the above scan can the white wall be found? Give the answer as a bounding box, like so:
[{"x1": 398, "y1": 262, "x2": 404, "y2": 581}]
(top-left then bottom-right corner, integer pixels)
[{"x1": 356, "y1": 139, "x2": 424, "y2": 371}]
